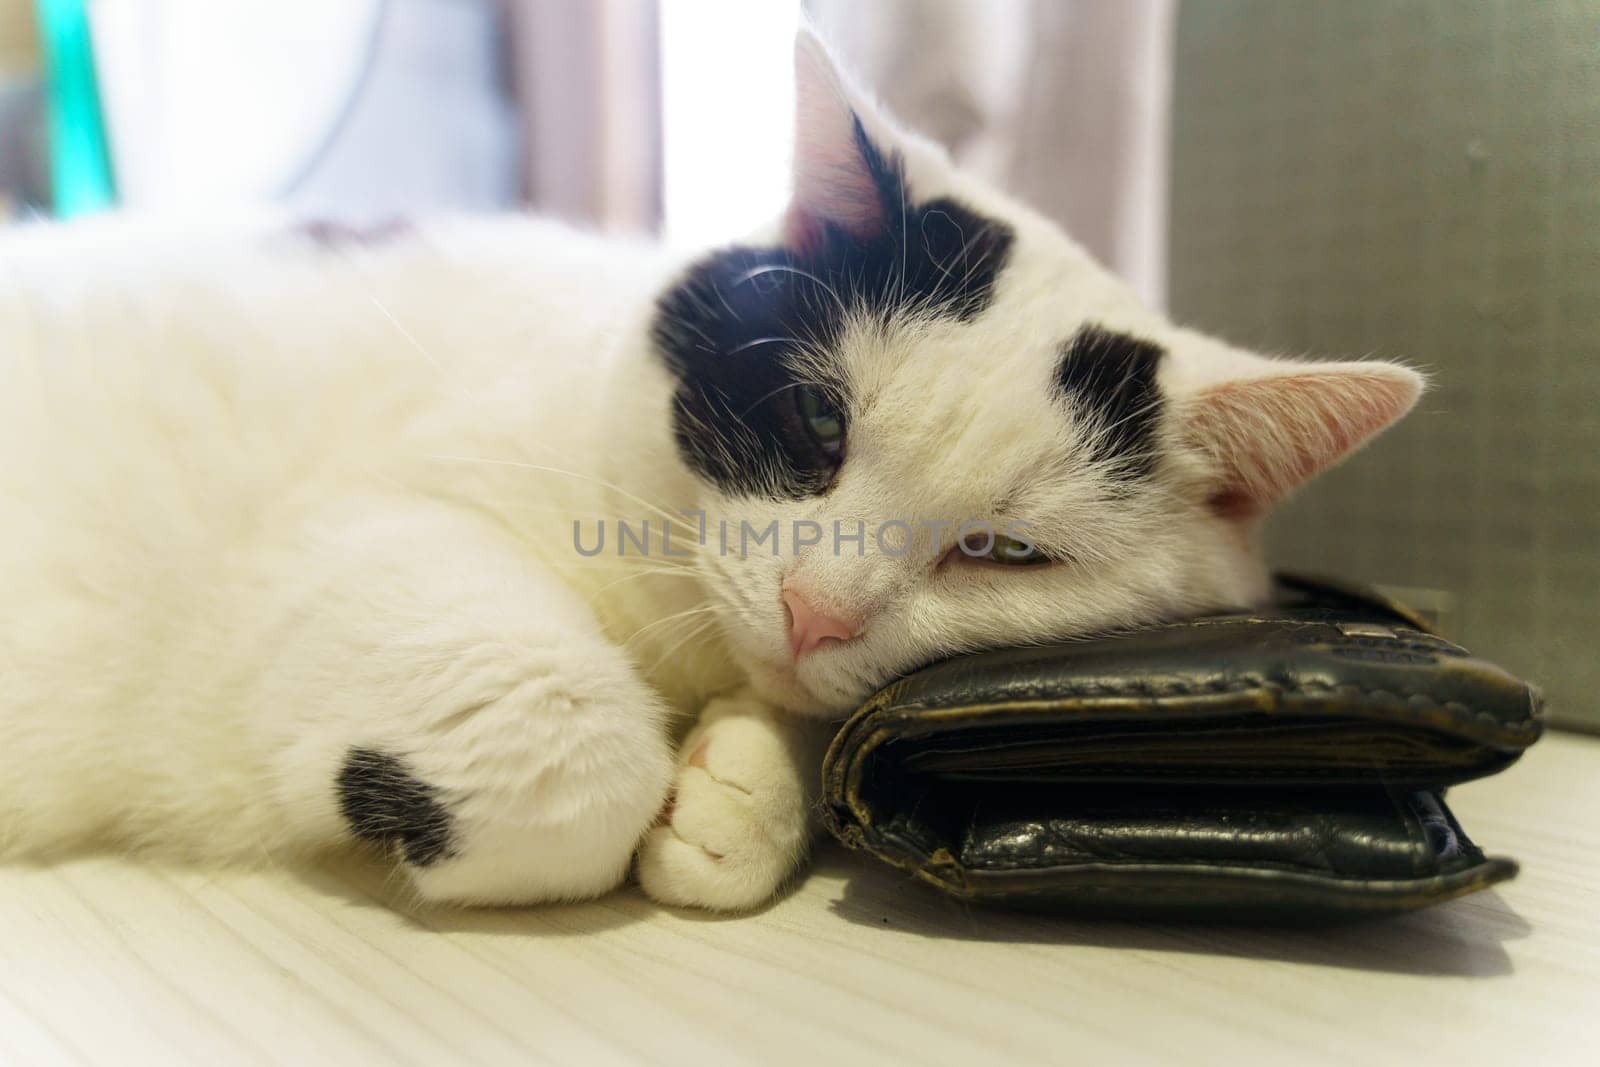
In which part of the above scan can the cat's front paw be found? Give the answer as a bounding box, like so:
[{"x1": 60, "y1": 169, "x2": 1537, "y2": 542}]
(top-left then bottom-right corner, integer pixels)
[{"x1": 635, "y1": 713, "x2": 811, "y2": 912}]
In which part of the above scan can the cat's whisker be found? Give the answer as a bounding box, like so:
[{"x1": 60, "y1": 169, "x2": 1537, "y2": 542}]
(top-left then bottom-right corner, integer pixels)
[
  {"x1": 737, "y1": 378, "x2": 829, "y2": 419},
  {"x1": 367, "y1": 295, "x2": 479, "y2": 406},
  {"x1": 423, "y1": 453, "x2": 701, "y2": 540},
  {"x1": 894, "y1": 178, "x2": 912, "y2": 310},
  {"x1": 466, "y1": 496, "x2": 704, "y2": 544},
  {"x1": 733, "y1": 263, "x2": 851, "y2": 320},
  {"x1": 920, "y1": 211, "x2": 980, "y2": 300},
  {"x1": 726, "y1": 335, "x2": 804, "y2": 357},
  {"x1": 1083, "y1": 391, "x2": 1167, "y2": 436},
  {"x1": 643, "y1": 614, "x2": 721, "y2": 679},
  {"x1": 539, "y1": 556, "x2": 700, "y2": 573},
  {"x1": 504, "y1": 437, "x2": 706, "y2": 544},
  {"x1": 354, "y1": 313, "x2": 697, "y2": 543},
  {"x1": 621, "y1": 605, "x2": 717, "y2": 649},
  {"x1": 588, "y1": 565, "x2": 704, "y2": 598},
  {"x1": 709, "y1": 279, "x2": 743, "y2": 325},
  {"x1": 367, "y1": 298, "x2": 703, "y2": 542}
]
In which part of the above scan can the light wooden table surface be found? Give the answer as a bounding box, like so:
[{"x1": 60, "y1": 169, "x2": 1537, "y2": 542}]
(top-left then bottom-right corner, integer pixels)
[{"x1": 3, "y1": 732, "x2": 1596, "y2": 1067}]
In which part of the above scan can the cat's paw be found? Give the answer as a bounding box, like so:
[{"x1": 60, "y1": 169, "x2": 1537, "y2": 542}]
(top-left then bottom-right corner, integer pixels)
[
  {"x1": 635, "y1": 713, "x2": 811, "y2": 912},
  {"x1": 332, "y1": 659, "x2": 674, "y2": 907}
]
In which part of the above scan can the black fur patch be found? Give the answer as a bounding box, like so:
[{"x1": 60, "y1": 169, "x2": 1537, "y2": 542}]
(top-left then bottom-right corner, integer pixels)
[
  {"x1": 337, "y1": 748, "x2": 456, "y2": 867},
  {"x1": 1053, "y1": 325, "x2": 1166, "y2": 479},
  {"x1": 653, "y1": 119, "x2": 1015, "y2": 499}
]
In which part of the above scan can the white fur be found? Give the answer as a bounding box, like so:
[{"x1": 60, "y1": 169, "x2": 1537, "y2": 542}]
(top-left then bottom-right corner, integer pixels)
[{"x1": 0, "y1": 31, "x2": 1421, "y2": 910}]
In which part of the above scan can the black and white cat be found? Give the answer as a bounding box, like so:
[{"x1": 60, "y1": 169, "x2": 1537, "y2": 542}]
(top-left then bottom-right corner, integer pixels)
[{"x1": 0, "y1": 31, "x2": 1421, "y2": 910}]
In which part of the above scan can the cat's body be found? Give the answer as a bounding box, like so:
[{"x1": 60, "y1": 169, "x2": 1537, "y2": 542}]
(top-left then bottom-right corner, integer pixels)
[
  {"x1": 0, "y1": 34, "x2": 1422, "y2": 909},
  {"x1": 0, "y1": 214, "x2": 770, "y2": 899}
]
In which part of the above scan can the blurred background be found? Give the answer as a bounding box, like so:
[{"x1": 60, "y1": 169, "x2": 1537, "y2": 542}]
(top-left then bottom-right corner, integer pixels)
[{"x1": 1, "y1": 0, "x2": 1595, "y2": 731}]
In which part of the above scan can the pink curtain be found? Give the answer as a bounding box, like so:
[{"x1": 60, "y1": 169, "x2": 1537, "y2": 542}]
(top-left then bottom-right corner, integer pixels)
[
  {"x1": 503, "y1": 0, "x2": 662, "y2": 233},
  {"x1": 807, "y1": 0, "x2": 1176, "y2": 308}
]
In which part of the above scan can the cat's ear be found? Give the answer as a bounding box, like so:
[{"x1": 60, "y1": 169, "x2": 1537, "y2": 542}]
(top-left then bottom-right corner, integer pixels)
[
  {"x1": 785, "y1": 27, "x2": 902, "y2": 254},
  {"x1": 1179, "y1": 360, "x2": 1424, "y2": 518}
]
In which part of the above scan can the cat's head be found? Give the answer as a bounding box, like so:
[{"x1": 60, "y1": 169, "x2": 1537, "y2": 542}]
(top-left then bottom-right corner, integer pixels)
[{"x1": 652, "y1": 30, "x2": 1423, "y2": 717}]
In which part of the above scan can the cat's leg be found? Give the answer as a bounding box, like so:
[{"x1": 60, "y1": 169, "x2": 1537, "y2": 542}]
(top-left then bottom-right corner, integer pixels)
[
  {"x1": 635, "y1": 691, "x2": 829, "y2": 911},
  {"x1": 259, "y1": 501, "x2": 674, "y2": 904}
]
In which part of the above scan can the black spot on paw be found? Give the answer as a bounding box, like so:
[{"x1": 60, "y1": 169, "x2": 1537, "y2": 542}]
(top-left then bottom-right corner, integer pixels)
[{"x1": 337, "y1": 748, "x2": 456, "y2": 867}]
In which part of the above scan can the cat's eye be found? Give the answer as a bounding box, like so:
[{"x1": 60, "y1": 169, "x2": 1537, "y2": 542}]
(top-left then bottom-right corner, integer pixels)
[
  {"x1": 988, "y1": 533, "x2": 1050, "y2": 565},
  {"x1": 958, "y1": 531, "x2": 1052, "y2": 566},
  {"x1": 796, "y1": 385, "x2": 845, "y2": 458}
]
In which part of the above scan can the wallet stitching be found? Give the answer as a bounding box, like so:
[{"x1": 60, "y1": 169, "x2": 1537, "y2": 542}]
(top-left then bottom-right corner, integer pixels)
[
  {"x1": 935, "y1": 764, "x2": 1501, "y2": 782},
  {"x1": 960, "y1": 855, "x2": 1413, "y2": 876},
  {"x1": 900, "y1": 676, "x2": 1540, "y2": 737}
]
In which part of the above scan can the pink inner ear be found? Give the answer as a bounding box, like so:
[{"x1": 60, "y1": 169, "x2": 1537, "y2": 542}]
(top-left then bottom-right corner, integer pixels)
[
  {"x1": 1187, "y1": 368, "x2": 1421, "y2": 516},
  {"x1": 786, "y1": 123, "x2": 888, "y2": 251},
  {"x1": 786, "y1": 31, "x2": 888, "y2": 254},
  {"x1": 1205, "y1": 487, "x2": 1261, "y2": 521},
  {"x1": 782, "y1": 206, "x2": 837, "y2": 260}
]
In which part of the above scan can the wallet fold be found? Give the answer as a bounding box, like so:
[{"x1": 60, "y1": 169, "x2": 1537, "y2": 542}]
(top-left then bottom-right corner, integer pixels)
[{"x1": 822, "y1": 574, "x2": 1543, "y2": 920}]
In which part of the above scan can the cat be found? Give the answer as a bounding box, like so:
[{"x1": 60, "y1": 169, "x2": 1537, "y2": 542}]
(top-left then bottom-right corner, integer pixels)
[{"x1": 0, "y1": 29, "x2": 1421, "y2": 911}]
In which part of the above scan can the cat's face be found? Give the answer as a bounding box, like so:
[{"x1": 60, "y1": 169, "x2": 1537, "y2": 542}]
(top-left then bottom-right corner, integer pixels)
[{"x1": 654, "y1": 32, "x2": 1422, "y2": 717}]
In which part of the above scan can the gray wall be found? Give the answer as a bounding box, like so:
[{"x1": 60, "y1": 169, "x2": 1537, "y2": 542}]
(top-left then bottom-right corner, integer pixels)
[{"x1": 1170, "y1": 1, "x2": 1600, "y2": 730}]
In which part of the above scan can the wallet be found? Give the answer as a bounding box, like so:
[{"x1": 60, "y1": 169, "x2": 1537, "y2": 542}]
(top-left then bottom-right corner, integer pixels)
[{"x1": 821, "y1": 575, "x2": 1544, "y2": 920}]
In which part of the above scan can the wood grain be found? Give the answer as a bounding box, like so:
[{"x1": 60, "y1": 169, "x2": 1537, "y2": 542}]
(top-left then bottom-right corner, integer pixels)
[{"x1": 3, "y1": 733, "x2": 1597, "y2": 1066}]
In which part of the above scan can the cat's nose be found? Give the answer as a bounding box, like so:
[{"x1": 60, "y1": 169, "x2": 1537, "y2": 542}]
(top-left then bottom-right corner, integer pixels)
[{"x1": 782, "y1": 587, "x2": 859, "y2": 659}]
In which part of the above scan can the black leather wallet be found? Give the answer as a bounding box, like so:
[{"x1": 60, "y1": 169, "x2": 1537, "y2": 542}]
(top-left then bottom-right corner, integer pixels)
[{"x1": 821, "y1": 575, "x2": 1544, "y2": 919}]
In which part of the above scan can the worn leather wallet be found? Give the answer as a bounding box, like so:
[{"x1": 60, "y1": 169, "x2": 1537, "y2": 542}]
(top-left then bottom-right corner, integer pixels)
[{"x1": 822, "y1": 575, "x2": 1544, "y2": 919}]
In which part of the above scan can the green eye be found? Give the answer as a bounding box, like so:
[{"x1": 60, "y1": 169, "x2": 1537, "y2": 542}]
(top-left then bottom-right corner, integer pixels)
[
  {"x1": 797, "y1": 386, "x2": 845, "y2": 458},
  {"x1": 964, "y1": 532, "x2": 1051, "y2": 566}
]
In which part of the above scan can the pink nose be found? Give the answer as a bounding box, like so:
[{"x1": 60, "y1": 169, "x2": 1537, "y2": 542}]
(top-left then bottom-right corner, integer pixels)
[{"x1": 783, "y1": 587, "x2": 859, "y2": 658}]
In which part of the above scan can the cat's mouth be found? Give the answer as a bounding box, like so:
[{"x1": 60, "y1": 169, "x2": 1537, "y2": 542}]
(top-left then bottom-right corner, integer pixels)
[
  {"x1": 744, "y1": 657, "x2": 818, "y2": 709},
  {"x1": 742, "y1": 655, "x2": 862, "y2": 717},
  {"x1": 706, "y1": 592, "x2": 875, "y2": 715}
]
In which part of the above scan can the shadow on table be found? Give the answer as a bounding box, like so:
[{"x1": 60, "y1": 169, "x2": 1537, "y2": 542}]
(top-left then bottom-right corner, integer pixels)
[
  {"x1": 289, "y1": 852, "x2": 661, "y2": 937},
  {"x1": 283, "y1": 839, "x2": 1530, "y2": 974},
  {"x1": 816, "y1": 843, "x2": 1532, "y2": 977}
]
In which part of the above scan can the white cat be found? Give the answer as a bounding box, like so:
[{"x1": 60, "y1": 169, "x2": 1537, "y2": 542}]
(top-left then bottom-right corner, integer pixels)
[{"x1": 0, "y1": 31, "x2": 1421, "y2": 910}]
